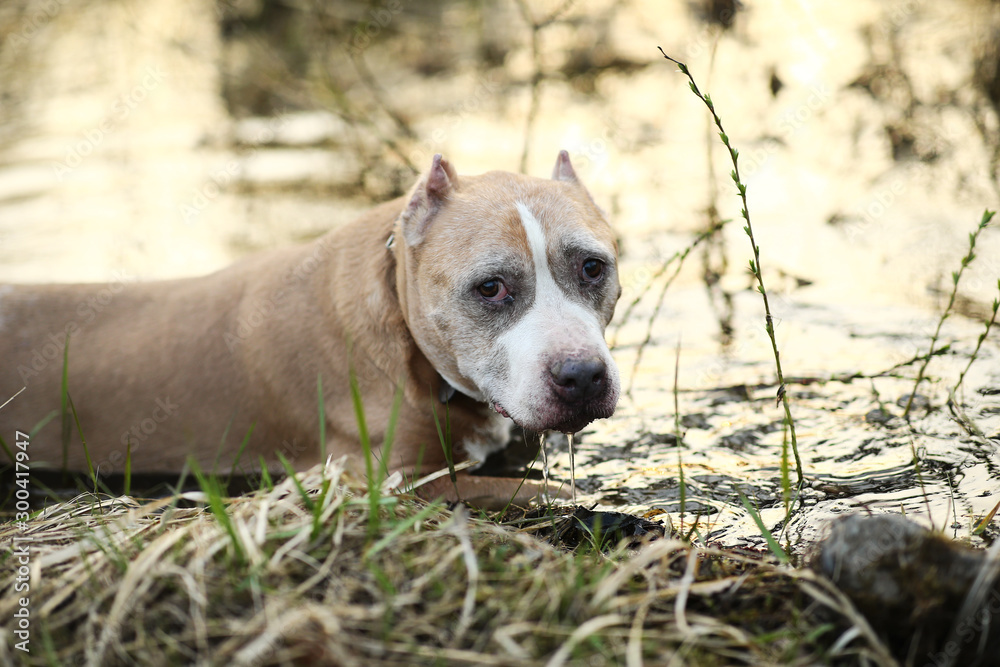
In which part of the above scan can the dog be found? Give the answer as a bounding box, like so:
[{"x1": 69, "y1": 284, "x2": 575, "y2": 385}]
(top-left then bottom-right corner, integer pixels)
[{"x1": 0, "y1": 151, "x2": 621, "y2": 507}]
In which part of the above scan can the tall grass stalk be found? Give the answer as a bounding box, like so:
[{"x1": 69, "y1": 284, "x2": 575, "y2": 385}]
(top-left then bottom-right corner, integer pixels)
[
  {"x1": 60, "y1": 337, "x2": 71, "y2": 470},
  {"x1": 318, "y1": 374, "x2": 327, "y2": 462},
  {"x1": 277, "y1": 451, "x2": 315, "y2": 513},
  {"x1": 349, "y1": 370, "x2": 378, "y2": 540},
  {"x1": 190, "y1": 459, "x2": 246, "y2": 565},
  {"x1": 347, "y1": 369, "x2": 403, "y2": 541},
  {"x1": 950, "y1": 277, "x2": 1000, "y2": 401},
  {"x1": 908, "y1": 438, "x2": 935, "y2": 527},
  {"x1": 257, "y1": 456, "x2": 274, "y2": 492},
  {"x1": 0, "y1": 431, "x2": 13, "y2": 466},
  {"x1": 430, "y1": 399, "x2": 458, "y2": 497},
  {"x1": 673, "y1": 339, "x2": 686, "y2": 535},
  {"x1": 973, "y1": 497, "x2": 1000, "y2": 535},
  {"x1": 610, "y1": 215, "x2": 728, "y2": 350},
  {"x1": 737, "y1": 490, "x2": 789, "y2": 564},
  {"x1": 778, "y1": 417, "x2": 795, "y2": 555},
  {"x1": 566, "y1": 432, "x2": 576, "y2": 504},
  {"x1": 123, "y1": 441, "x2": 132, "y2": 497},
  {"x1": 499, "y1": 445, "x2": 545, "y2": 517},
  {"x1": 225, "y1": 423, "x2": 256, "y2": 489},
  {"x1": 619, "y1": 216, "x2": 729, "y2": 395},
  {"x1": 65, "y1": 394, "x2": 99, "y2": 492},
  {"x1": 904, "y1": 209, "x2": 996, "y2": 417},
  {"x1": 659, "y1": 48, "x2": 803, "y2": 492},
  {"x1": 538, "y1": 432, "x2": 551, "y2": 505}
]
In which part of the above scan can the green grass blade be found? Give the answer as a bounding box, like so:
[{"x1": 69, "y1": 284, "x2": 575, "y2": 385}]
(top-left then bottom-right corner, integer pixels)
[
  {"x1": 364, "y1": 501, "x2": 440, "y2": 560},
  {"x1": 212, "y1": 416, "x2": 235, "y2": 475},
  {"x1": 258, "y1": 456, "x2": 274, "y2": 492},
  {"x1": 66, "y1": 393, "x2": 96, "y2": 488},
  {"x1": 348, "y1": 367, "x2": 382, "y2": 540},
  {"x1": 0, "y1": 431, "x2": 13, "y2": 465},
  {"x1": 348, "y1": 369, "x2": 373, "y2": 487},
  {"x1": 277, "y1": 451, "x2": 315, "y2": 513},
  {"x1": 659, "y1": 47, "x2": 803, "y2": 495},
  {"x1": 380, "y1": 382, "x2": 404, "y2": 484},
  {"x1": 318, "y1": 373, "x2": 327, "y2": 462},
  {"x1": 190, "y1": 459, "x2": 245, "y2": 564},
  {"x1": 29, "y1": 409, "x2": 58, "y2": 439},
  {"x1": 124, "y1": 439, "x2": 132, "y2": 497},
  {"x1": 973, "y1": 498, "x2": 1000, "y2": 535},
  {"x1": 737, "y1": 490, "x2": 789, "y2": 564},
  {"x1": 60, "y1": 336, "x2": 71, "y2": 470},
  {"x1": 226, "y1": 422, "x2": 257, "y2": 488},
  {"x1": 430, "y1": 399, "x2": 457, "y2": 495}
]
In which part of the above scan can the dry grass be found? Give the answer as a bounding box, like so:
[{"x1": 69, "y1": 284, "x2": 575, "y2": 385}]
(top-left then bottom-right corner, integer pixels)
[{"x1": 1, "y1": 458, "x2": 897, "y2": 666}]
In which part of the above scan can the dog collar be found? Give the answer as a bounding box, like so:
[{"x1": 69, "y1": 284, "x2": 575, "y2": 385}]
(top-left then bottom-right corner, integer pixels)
[{"x1": 438, "y1": 378, "x2": 456, "y2": 403}]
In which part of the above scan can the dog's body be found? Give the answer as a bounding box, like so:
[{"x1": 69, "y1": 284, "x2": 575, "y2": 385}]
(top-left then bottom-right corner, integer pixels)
[{"x1": 0, "y1": 152, "x2": 620, "y2": 504}]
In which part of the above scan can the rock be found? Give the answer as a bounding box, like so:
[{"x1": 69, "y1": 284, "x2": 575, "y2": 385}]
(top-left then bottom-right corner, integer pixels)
[{"x1": 811, "y1": 514, "x2": 1000, "y2": 666}]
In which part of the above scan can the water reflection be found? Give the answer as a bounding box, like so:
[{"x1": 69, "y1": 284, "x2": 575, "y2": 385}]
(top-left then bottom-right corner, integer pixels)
[{"x1": 1, "y1": 0, "x2": 998, "y2": 552}]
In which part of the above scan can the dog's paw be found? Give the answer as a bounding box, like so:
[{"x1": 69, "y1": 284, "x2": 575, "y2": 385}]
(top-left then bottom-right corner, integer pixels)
[{"x1": 414, "y1": 473, "x2": 573, "y2": 510}]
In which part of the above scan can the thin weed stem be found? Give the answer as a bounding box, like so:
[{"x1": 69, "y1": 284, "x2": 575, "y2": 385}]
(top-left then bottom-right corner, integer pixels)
[
  {"x1": 610, "y1": 215, "x2": 727, "y2": 351},
  {"x1": 513, "y1": 0, "x2": 575, "y2": 173},
  {"x1": 950, "y1": 277, "x2": 1000, "y2": 401},
  {"x1": 673, "y1": 338, "x2": 686, "y2": 536},
  {"x1": 567, "y1": 432, "x2": 576, "y2": 505},
  {"x1": 622, "y1": 217, "x2": 728, "y2": 396},
  {"x1": 904, "y1": 209, "x2": 995, "y2": 418},
  {"x1": 659, "y1": 48, "x2": 802, "y2": 492},
  {"x1": 737, "y1": 490, "x2": 789, "y2": 564}
]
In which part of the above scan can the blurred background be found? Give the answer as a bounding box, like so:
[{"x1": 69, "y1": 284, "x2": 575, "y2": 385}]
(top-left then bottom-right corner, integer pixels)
[{"x1": 1, "y1": 0, "x2": 999, "y2": 549}]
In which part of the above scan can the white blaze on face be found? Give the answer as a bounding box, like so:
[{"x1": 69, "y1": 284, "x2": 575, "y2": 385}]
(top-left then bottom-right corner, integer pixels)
[{"x1": 484, "y1": 201, "x2": 617, "y2": 430}]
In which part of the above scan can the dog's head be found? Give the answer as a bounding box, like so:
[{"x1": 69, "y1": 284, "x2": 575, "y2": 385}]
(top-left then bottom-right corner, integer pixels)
[{"x1": 393, "y1": 151, "x2": 620, "y2": 434}]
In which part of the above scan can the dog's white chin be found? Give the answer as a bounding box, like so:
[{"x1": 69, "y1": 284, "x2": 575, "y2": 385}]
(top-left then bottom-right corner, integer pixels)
[{"x1": 490, "y1": 386, "x2": 619, "y2": 435}]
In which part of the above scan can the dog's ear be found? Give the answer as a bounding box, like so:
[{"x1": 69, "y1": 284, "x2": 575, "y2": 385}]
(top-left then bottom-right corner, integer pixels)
[
  {"x1": 552, "y1": 149, "x2": 578, "y2": 182},
  {"x1": 401, "y1": 154, "x2": 457, "y2": 246}
]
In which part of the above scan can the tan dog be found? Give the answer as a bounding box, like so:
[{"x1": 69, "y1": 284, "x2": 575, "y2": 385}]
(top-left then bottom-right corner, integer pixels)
[{"x1": 0, "y1": 152, "x2": 620, "y2": 506}]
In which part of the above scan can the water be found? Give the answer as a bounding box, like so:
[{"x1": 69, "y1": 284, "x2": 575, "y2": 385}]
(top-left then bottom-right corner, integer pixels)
[
  {"x1": 2, "y1": 0, "x2": 999, "y2": 553},
  {"x1": 551, "y1": 286, "x2": 1000, "y2": 552}
]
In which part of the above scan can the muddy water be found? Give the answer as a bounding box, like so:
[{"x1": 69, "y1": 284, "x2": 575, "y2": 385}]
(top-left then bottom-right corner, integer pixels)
[{"x1": 1, "y1": 0, "x2": 998, "y2": 553}]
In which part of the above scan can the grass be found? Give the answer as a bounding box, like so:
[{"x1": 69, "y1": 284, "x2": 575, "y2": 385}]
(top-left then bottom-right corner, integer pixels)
[
  {"x1": 0, "y1": 468, "x2": 899, "y2": 666},
  {"x1": 658, "y1": 48, "x2": 803, "y2": 495},
  {"x1": 0, "y1": 347, "x2": 900, "y2": 665},
  {"x1": 905, "y1": 209, "x2": 997, "y2": 417}
]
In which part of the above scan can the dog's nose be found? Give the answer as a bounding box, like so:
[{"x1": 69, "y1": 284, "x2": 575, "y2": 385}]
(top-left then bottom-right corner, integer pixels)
[{"x1": 549, "y1": 357, "x2": 606, "y2": 403}]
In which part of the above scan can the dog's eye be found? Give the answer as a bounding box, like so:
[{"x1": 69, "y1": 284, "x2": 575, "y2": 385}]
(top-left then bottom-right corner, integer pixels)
[
  {"x1": 581, "y1": 258, "x2": 604, "y2": 282},
  {"x1": 478, "y1": 279, "x2": 509, "y2": 302}
]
